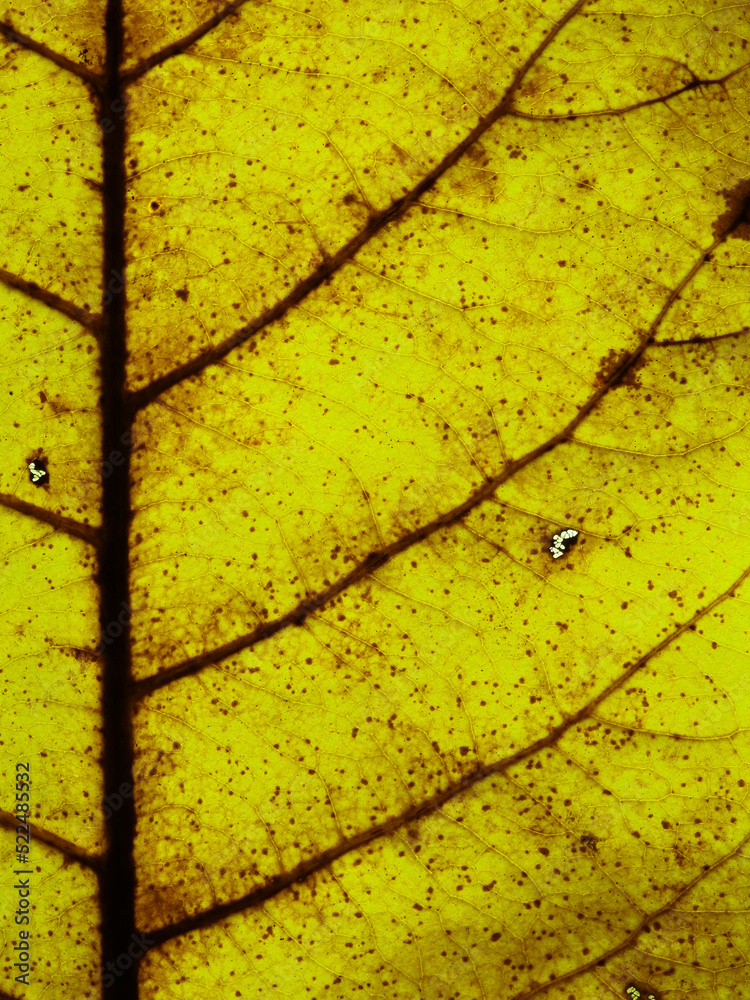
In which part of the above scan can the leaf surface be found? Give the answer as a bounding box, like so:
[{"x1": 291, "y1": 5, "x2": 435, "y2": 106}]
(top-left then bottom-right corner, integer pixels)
[{"x1": 1, "y1": 1, "x2": 750, "y2": 999}]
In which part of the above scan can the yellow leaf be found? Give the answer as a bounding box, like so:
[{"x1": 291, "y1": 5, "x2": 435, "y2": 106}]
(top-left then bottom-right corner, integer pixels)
[{"x1": 1, "y1": 1, "x2": 750, "y2": 999}]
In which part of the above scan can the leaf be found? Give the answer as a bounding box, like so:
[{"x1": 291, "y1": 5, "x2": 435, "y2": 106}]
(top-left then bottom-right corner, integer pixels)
[{"x1": 1, "y1": 1, "x2": 749, "y2": 999}]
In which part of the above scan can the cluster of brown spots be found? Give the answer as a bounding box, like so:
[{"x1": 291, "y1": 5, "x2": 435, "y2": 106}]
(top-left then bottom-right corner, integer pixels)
[
  {"x1": 578, "y1": 833, "x2": 598, "y2": 855},
  {"x1": 593, "y1": 347, "x2": 632, "y2": 388},
  {"x1": 464, "y1": 142, "x2": 490, "y2": 167}
]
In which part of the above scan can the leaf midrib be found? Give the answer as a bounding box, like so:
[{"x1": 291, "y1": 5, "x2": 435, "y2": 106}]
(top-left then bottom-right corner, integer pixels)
[{"x1": 98, "y1": 0, "x2": 137, "y2": 994}]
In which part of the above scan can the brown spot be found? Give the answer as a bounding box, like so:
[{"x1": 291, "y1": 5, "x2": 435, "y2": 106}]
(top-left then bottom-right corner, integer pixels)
[
  {"x1": 593, "y1": 347, "x2": 631, "y2": 388},
  {"x1": 391, "y1": 142, "x2": 408, "y2": 165},
  {"x1": 712, "y1": 177, "x2": 750, "y2": 241},
  {"x1": 618, "y1": 350, "x2": 648, "y2": 389},
  {"x1": 175, "y1": 288, "x2": 189, "y2": 301},
  {"x1": 465, "y1": 142, "x2": 488, "y2": 165},
  {"x1": 579, "y1": 834, "x2": 599, "y2": 854}
]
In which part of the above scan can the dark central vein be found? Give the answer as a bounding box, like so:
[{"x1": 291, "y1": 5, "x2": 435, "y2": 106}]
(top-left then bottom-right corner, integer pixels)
[{"x1": 98, "y1": 0, "x2": 138, "y2": 996}]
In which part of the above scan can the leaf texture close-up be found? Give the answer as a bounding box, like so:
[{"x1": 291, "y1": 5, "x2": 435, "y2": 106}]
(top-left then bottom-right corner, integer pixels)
[{"x1": 1, "y1": 0, "x2": 750, "y2": 998}]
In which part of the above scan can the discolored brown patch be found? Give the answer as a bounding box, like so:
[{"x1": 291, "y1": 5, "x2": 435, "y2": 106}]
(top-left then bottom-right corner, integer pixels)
[
  {"x1": 465, "y1": 142, "x2": 489, "y2": 166},
  {"x1": 390, "y1": 142, "x2": 408, "y2": 165},
  {"x1": 712, "y1": 177, "x2": 750, "y2": 242},
  {"x1": 578, "y1": 833, "x2": 598, "y2": 854},
  {"x1": 593, "y1": 347, "x2": 631, "y2": 388},
  {"x1": 618, "y1": 349, "x2": 648, "y2": 389}
]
